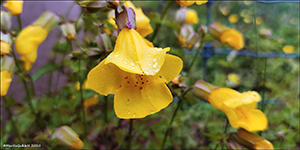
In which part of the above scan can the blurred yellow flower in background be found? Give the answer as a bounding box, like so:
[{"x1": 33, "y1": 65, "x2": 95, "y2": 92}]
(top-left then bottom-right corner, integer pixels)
[
  {"x1": 228, "y1": 73, "x2": 240, "y2": 85},
  {"x1": 208, "y1": 88, "x2": 268, "y2": 132},
  {"x1": 256, "y1": 16, "x2": 263, "y2": 25},
  {"x1": 4, "y1": 0, "x2": 23, "y2": 15},
  {"x1": 185, "y1": 8, "x2": 199, "y2": 24},
  {"x1": 54, "y1": 126, "x2": 84, "y2": 149},
  {"x1": 176, "y1": 0, "x2": 208, "y2": 7},
  {"x1": 228, "y1": 14, "x2": 239, "y2": 23},
  {"x1": 220, "y1": 29, "x2": 244, "y2": 50},
  {"x1": 87, "y1": 28, "x2": 183, "y2": 119},
  {"x1": 282, "y1": 45, "x2": 295, "y2": 54},
  {"x1": 0, "y1": 70, "x2": 12, "y2": 97},
  {"x1": 0, "y1": 41, "x2": 10, "y2": 55}
]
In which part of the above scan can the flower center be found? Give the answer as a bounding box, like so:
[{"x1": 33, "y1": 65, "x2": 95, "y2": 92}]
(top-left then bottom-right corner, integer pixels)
[{"x1": 123, "y1": 74, "x2": 149, "y2": 90}]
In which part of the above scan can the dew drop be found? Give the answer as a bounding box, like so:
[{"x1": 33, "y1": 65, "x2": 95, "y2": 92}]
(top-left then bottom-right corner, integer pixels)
[
  {"x1": 154, "y1": 58, "x2": 157, "y2": 62},
  {"x1": 153, "y1": 62, "x2": 158, "y2": 68},
  {"x1": 115, "y1": 54, "x2": 119, "y2": 57},
  {"x1": 150, "y1": 111, "x2": 155, "y2": 114},
  {"x1": 130, "y1": 62, "x2": 135, "y2": 66},
  {"x1": 128, "y1": 111, "x2": 131, "y2": 115},
  {"x1": 133, "y1": 113, "x2": 136, "y2": 117},
  {"x1": 124, "y1": 60, "x2": 127, "y2": 64},
  {"x1": 154, "y1": 68, "x2": 160, "y2": 73}
]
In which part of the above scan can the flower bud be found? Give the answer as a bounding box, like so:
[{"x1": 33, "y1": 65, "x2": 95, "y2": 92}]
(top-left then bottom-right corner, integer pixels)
[
  {"x1": 33, "y1": 11, "x2": 60, "y2": 32},
  {"x1": 175, "y1": 8, "x2": 187, "y2": 23},
  {"x1": 226, "y1": 73, "x2": 240, "y2": 87},
  {"x1": 1, "y1": 11, "x2": 12, "y2": 31},
  {"x1": 95, "y1": 33, "x2": 113, "y2": 53},
  {"x1": 172, "y1": 75, "x2": 187, "y2": 88},
  {"x1": 116, "y1": 5, "x2": 137, "y2": 30},
  {"x1": 234, "y1": 128, "x2": 274, "y2": 150},
  {"x1": 185, "y1": 8, "x2": 199, "y2": 25},
  {"x1": 185, "y1": 32, "x2": 199, "y2": 50},
  {"x1": 0, "y1": 55, "x2": 15, "y2": 74},
  {"x1": 220, "y1": 29, "x2": 244, "y2": 50},
  {"x1": 259, "y1": 29, "x2": 272, "y2": 38},
  {"x1": 0, "y1": 32, "x2": 12, "y2": 55},
  {"x1": 81, "y1": 1, "x2": 112, "y2": 14},
  {"x1": 193, "y1": 80, "x2": 219, "y2": 101},
  {"x1": 282, "y1": 45, "x2": 295, "y2": 54},
  {"x1": 4, "y1": 0, "x2": 23, "y2": 16},
  {"x1": 60, "y1": 22, "x2": 76, "y2": 40},
  {"x1": 177, "y1": 24, "x2": 194, "y2": 44},
  {"x1": 53, "y1": 126, "x2": 84, "y2": 149},
  {"x1": 209, "y1": 22, "x2": 228, "y2": 39}
]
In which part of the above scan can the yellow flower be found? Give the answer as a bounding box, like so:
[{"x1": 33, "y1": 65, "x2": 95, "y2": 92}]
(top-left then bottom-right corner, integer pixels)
[
  {"x1": 254, "y1": 139, "x2": 274, "y2": 149},
  {"x1": 20, "y1": 51, "x2": 37, "y2": 71},
  {"x1": 176, "y1": 0, "x2": 208, "y2": 7},
  {"x1": 228, "y1": 73, "x2": 240, "y2": 85},
  {"x1": 228, "y1": 14, "x2": 239, "y2": 23},
  {"x1": 256, "y1": 16, "x2": 263, "y2": 25},
  {"x1": 184, "y1": 8, "x2": 199, "y2": 24},
  {"x1": 83, "y1": 94, "x2": 99, "y2": 108},
  {"x1": 220, "y1": 29, "x2": 244, "y2": 50},
  {"x1": 282, "y1": 45, "x2": 295, "y2": 54},
  {"x1": 4, "y1": 0, "x2": 23, "y2": 15},
  {"x1": 15, "y1": 25, "x2": 48, "y2": 55},
  {"x1": 125, "y1": 1, "x2": 153, "y2": 37},
  {"x1": 87, "y1": 28, "x2": 183, "y2": 119},
  {"x1": 0, "y1": 41, "x2": 10, "y2": 55},
  {"x1": 15, "y1": 25, "x2": 47, "y2": 71},
  {"x1": 208, "y1": 88, "x2": 268, "y2": 131},
  {"x1": 0, "y1": 70, "x2": 12, "y2": 97}
]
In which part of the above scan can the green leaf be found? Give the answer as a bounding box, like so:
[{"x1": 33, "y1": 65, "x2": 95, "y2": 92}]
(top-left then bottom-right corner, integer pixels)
[
  {"x1": 71, "y1": 121, "x2": 85, "y2": 135},
  {"x1": 32, "y1": 63, "x2": 60, "y2": 81},
  {"x1": 147, "y1": 12, "x2": 161, "y2": 24},
  {"x1": 4, "y1": 96, "x2": 19, "y2": 107},
  {"x1": 17, "y1": 113, "x2": 36, "y2": 134}
]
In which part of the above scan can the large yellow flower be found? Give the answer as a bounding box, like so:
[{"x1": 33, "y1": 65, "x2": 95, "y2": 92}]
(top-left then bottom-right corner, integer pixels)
[
  {"x1": 220, "y1": 29, "x2": 244, "y2": 50},
  {"x1": 15, "y1": 25, "x2": 47, "y2": 71},
  {"x1": 0, "y1": 70, "x2": 12, "y2": 97},
  {"x1": 208, "y1": 88, "x2": 268, "y2": 132},
  {"x1": 176, "y1": 0, "x2": 208, "y2": 7},
  {"x1": 87, "y1": 28, "x2": 183, "y2": 119},
  {"x1": 4, "y1": 0, "x2": 23, "y2": 15}
]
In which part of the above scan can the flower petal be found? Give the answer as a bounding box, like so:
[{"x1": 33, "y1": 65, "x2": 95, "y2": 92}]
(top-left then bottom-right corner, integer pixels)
[
  {"x1": 135, "y1": 8, "x2": 153, "y2": 37},
  {"x1": 220, "y1": 29, "x2": 244, "y2": 50},
  {"x1": 0, "y1": 70, "x2": 12, "y2": 97},
  {"x1": 224, "y1": 91, "x2": 261, "y2": 108},
  {"x1": 87, "y1": 59, "x2": 124, "y2": 96},
  {"x1": 235, "y1": 107, "x2": 268, "y2": 131},
  {"x1": 155, "y1": 54, "x2": 183, "y2": 83},
  {"x1": 15, "y1": 25, "x2": 48, "y2": 55},
  {"x1": 21, "y1": 50, "x2": 37, "y2": 71},
  {"x1": 106, "y1": 28, "x2": 169, "y2": 75},
  {"x1": 114, "y1": 76, "x2": 172, "y2": 119}
]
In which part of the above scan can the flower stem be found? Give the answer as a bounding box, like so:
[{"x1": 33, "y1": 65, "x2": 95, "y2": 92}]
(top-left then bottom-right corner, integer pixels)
[
  {"x1": 187, "y1": 44, "x2": 202, "y2": 73},
  {"x1": 3, "y1": 97, "x2": 23, "y2": 143},
  {"x1": 223, "y1": 118, "x2": 229, "y2": 134},
  {"x1": 17, "y1": 15, "x2": 22, "y2": 29},
  {"x1": 259, "y1": 58, "x2": 267, "y2": 136},
  {"x1": 161, "y1": 97, "x2": 183, "y2": 149},
  {"x1": 104, "y1": 96, "x2": 108, "y2": 123},
  {"x1": 150, "y1": 0, "x2": 171, "y2": 42},
  {"x1": 78, "y1": 59, "x2": 88, "y2": 137},
  {"x1": 127, "y1": 119, "x2": 133, "y2": 150}
]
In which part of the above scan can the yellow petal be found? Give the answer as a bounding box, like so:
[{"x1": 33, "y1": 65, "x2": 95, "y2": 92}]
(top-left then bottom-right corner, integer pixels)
[
  {"x1": 0, "y1": 41, "x2": 10, "y2": 55},
  {"x1": 282, "y1": 45, "x2": 295, "y2": 54},
  {"x1": 254, "y1": 139, "x2": 274, "y2": 150},
  {"x1": 84, "y1": 94, "x2": 99, "y2": 108},
  {"x1": 155, "y1": 54, "x2": 183, "y2": 83},
  {"x1": 70, "y1": 136, "x2": 84, "y2": 149},
  {"x1": 185, "y1": 8, "x2": 199, "y2": 25},
  {"x1": 220, "y1": 29, "x2": 244, "y2": 50},
  {"x1": 228, "y1": 14, "x2": 239, "y2": 23},
  {"x1": 235, "y1": 107, "x2": 268, "y2": 131},
  {"x1": 195, "y1": 0, "x2": 208, "y2": 5},
  {"x1": 106, "y1": 28, "x2": 169, "y2": 75},
  {"x1": 114, "y1": 75, "x2": 172, "y2": 119},
  {"x1": 87, "y1": 59, "x2": 124, "y2": 96},
  {"x1": 0, "y1": 70, "x2": 12, "y2": 97},
  {"x1": 135, "y1": 8, "x2": 153, "y2": 37},
  {"x1": 20, "y1": 51, "x2": 37, "y2": 71},
  {"x1": 176, "y1": 0, "x2": 195, "y2": 7},
  {"x1": 124, "y1": 1, "x2": 137, "y2": 10},
  {"x1": 4, "y1": 0, "x2": 23, "y2": 15},
  {"x1": 256, "y1": 16, "x2": 263, "y2": 25},
  {"x1": 143, "y1": 38, "x2": 154, "y2": 47},
  {"x1": 15, "y1": 25, "x2": 48, "y2": 55}
]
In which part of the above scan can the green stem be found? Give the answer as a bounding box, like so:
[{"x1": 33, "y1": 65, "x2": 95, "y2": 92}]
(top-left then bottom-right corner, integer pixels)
[
  {"x1": 3, "y1": 97, "x2": 23, "y2": 143},
  {"x1": 223, "y1": 118, "x2": 229, "y2": 134},
  {"x1": 78, "y1": 59, "x2": 88, "y2": 137},
  {"x1": 150, "y1": 0, "x2": 171, "y2": 42},
  {"x1": 75, "y1": 9, "x2": 84, "y2": 32},
  {"x1": 259, "y1": 58, "x2": 267, "y2": 136},
  {"x1": 28, "y1": 74, "x2": 36, "y2": 96},
  {"x1": 104, "y1": 96, "x2": 108, "y2": 123},
  {"x1": 187, "y1": 44, "x2": 202, "y2": 73},
  {"x1": 161, "y1": 98, "x2": 183, "y2": 149},
  {"x1": 17, "y1": 15, "x2": 22, "y2": 29},
  {"x1": 127, "y1": 119, "x2": 133, "y2": 150}
]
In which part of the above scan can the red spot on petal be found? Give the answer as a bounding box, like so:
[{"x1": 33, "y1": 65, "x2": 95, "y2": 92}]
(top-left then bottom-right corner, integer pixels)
[
  {"x1": 127, "y1": 81, "x2": 130, "y2": 83},
  {"x1": 124, "y1": 77, "x2": 128, "y2": 79},
  {"x1": 135, "y1": 85, "x2": 137, "y2": 87},
  {"x1": 141, "y1": 78, "x2": 143, "y2": 80},
  {"x1": 146, "y1": 80, "x2": 149, "y2": 82},
  {"x1": 142, "y1": 82, "x2": 144, "y2": 84},
  {"x1": 140, "y1": 87, "x2": 143, "y2": 90},
  {"x1": 136, "y1": 82, "x2": 138, "y2": 84}
]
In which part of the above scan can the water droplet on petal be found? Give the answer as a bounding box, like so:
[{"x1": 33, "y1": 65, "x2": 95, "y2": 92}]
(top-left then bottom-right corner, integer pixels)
[
  {"x1": 130, "y1": 62, "x2": 135, "y2": 66},
  {"x1": 154, "y1": 58, "x2": 157, "y2": 62},
  {"x1": 133, "y1": 113, "x2": 136, "y2": 117},
  {"x1": 153, "y1": 62, "x2": 158, "y2": 68},
  {"x1": 124, "y1": 60, "x2": 127, "y2": 64}
]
